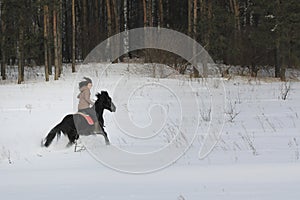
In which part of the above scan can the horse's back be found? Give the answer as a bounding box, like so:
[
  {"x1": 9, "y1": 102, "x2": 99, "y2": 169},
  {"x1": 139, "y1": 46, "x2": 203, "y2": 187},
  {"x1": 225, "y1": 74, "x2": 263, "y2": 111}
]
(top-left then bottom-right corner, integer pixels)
[
  {"x1": 73, "y1": 113, "x2": 95, "y2": 135},
  {"x1": 58, "y1": 114, "x2": 75, "y2": 132}
]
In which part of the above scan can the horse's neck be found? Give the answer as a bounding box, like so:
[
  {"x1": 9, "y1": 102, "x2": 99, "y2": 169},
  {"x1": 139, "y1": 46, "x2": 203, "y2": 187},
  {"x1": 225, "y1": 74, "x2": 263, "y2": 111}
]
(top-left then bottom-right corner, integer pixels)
[
  {"x1": 98, "y1": 109, "x2": 104, "y2": 127},
  {"x1": 92, "y1": 104, "x2": 104, "y2": 126}
]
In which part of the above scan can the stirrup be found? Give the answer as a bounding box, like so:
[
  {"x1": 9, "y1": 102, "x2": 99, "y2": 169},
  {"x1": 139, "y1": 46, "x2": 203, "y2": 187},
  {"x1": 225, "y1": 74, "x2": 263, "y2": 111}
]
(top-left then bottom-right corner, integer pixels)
[{"x1": 92, "y1": 130, "x2": 102, "y2": 134}]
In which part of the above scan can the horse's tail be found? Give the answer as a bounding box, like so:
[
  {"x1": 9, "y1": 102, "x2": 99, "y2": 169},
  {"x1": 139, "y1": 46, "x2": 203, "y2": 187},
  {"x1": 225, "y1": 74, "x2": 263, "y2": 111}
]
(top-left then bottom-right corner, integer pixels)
[{"x1": 43, "y1": 123, "x2": 62, "y2": 147}]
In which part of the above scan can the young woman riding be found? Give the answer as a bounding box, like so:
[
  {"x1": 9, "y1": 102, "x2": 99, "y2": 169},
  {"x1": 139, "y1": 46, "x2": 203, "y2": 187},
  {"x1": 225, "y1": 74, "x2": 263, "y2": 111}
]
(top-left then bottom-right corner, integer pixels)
[{"x1": 77, "y1": 77, "x2": 101, "y2": 134}]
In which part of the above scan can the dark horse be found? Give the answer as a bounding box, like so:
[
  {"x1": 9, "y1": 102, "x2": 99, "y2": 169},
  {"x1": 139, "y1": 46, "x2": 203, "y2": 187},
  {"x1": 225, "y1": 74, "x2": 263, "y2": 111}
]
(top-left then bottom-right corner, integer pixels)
[{"x1": 43, "y1": 91, "x2": 116, "y2": 147}]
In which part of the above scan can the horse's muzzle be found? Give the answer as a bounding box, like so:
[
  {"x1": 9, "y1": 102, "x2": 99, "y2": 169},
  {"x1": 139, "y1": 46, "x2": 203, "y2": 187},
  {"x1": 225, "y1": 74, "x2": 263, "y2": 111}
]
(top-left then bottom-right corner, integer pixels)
[{"x1": 110, "y1": 102, "x2": 116, "y2": 112}]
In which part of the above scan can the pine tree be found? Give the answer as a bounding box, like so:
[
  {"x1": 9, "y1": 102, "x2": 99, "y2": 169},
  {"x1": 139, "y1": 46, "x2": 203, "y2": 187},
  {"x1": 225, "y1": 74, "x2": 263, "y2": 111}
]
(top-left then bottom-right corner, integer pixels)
[{"x1": 1, "y1": 0, "x2": 7, "y2": 80}]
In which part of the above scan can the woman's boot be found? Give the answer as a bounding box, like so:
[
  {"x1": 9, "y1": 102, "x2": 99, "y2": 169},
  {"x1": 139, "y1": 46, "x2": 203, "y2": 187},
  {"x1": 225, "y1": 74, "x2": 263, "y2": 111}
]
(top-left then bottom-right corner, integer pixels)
[{"x1": 93, "y1": 123, "x2": 102, "y2": 134}]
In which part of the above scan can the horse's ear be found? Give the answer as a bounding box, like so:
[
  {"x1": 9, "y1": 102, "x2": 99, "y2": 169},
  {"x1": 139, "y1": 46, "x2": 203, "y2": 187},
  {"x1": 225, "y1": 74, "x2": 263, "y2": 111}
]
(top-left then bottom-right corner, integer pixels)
[{"x1": 96, "y1": 92, "x2": 101, "y2": 98}]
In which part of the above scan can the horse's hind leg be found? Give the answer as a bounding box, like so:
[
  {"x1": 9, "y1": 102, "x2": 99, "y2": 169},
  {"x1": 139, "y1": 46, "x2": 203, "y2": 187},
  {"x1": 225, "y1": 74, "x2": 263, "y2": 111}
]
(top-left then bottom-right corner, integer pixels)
[{"x1": 66, "y1": 130, "x2": 79, "y2": 147}]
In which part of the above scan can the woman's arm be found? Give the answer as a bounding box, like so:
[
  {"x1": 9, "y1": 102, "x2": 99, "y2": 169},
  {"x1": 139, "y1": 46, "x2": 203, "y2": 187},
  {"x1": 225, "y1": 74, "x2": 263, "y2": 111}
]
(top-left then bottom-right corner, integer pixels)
[{"x1": 83, "y1": 90, "x2": 94, "y2": 106}]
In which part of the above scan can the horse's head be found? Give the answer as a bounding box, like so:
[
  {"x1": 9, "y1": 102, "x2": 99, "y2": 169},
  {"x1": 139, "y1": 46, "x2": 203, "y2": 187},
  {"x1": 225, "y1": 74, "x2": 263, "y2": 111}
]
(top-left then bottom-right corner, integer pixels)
[{"x1": 95, "y1": 91, "x2": 116, "y2": 113}]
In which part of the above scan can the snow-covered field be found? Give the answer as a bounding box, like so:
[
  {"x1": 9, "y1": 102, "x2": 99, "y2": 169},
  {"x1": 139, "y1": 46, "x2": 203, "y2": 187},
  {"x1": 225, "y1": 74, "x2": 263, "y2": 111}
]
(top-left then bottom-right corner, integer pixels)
[{"x1": 0, "y1": 63, "x2": 300, "y2": 200}]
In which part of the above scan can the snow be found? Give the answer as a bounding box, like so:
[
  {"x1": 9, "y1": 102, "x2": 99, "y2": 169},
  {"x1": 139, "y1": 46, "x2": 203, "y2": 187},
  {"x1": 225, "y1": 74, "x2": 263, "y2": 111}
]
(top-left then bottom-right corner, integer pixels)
[{"x1": 0, "y1": 63, "x2": 300, "y2": 199}]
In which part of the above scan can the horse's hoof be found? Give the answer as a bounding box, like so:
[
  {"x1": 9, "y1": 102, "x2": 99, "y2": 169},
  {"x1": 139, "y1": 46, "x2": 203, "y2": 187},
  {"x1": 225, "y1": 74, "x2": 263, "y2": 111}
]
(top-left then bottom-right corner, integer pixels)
[{"x1": 66, "y1": 142, "x2": 74, "y2": 148}]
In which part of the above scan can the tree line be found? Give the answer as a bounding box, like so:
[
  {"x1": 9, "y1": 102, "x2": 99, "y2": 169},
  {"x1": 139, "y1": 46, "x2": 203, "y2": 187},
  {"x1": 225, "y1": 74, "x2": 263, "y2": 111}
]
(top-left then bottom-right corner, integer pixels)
[{"x1": 0, "y1": 0, "x2": 299, "y2": 83}]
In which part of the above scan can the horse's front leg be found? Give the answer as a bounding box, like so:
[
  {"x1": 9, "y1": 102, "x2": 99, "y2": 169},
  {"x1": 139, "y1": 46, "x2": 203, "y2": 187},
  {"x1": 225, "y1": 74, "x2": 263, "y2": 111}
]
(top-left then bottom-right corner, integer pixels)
[
  {"x1": 98, "y1": 129, "x2": 110, "y2": 145},
  {"x1": 103, "y1": 131, "x2": 110, "y2": 145}
]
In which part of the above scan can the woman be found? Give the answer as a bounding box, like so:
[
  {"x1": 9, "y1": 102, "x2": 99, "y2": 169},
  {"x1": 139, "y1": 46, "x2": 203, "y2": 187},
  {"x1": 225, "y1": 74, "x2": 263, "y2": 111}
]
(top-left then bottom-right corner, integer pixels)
[{"x1": 77, "y1": 77, "x2": 101, "y2": 133}]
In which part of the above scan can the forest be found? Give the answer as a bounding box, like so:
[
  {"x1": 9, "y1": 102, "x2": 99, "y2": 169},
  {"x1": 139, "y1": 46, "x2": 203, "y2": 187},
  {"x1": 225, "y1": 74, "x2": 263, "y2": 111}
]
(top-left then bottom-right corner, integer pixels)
[{"x1": 0, "y1": 0, "x2": 299, "y2": 83}]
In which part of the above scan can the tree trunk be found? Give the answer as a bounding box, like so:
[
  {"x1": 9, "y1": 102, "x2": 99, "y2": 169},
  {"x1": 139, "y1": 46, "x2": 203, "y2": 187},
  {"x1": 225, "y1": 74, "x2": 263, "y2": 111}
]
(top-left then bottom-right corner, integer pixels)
[
  {"x1": 142, "y1": 0, "x2": 147, "y2": 26},
  {"x1": 280, "y1": 38, "x2": 288, "y2": 81},
  {"x1": 229, "y1": 0, "x2": 234, "y2": 13},
  {"x1": 275, "y1": 0, "x2": 281, "y2": 78},
  {"x1": 280, "y1": 37, "x2": 287, "y2": 81},
  {"x1": 105, "y1": 0, "x2": 112, "y2": 62},
  {"x1": 158, "y1": 0, "x2": 163, "y2": 27},
  {"x1": 63, "y1": 0, "x2": 70, "y2": 62},
  {"x1": 193, "y1": 0, "x2": 200, "y2": 78},
  {"x1": 188, "y1": 0, "x2": 192, "y2": 37},
  {"x1": 280, "y1": 64, "x2": 286, "y2": 81},
  {"x1": 47, "y1": 5, "x2": 52, "y2": 75},
  {"x1": 82, "y1": 0, "x2": 88, "y2": 58},
  {"x1": 18, "y1": 12, "x2": 25, "y2": 84},
  {"x1": 72, "y1": 0, "x2": 76, "y2": 72},
  {"x1": 146, "y1": 0, "x2": 153, "y2": 27},
  {"x1": 53, "y1": 3, "x2": 59, "y2": 80},
  {"x1": 1, "y1": 0, "x2": 7, "y2": 80},
  {"x1": 106, "y1": 0, "x2": 112, "y2": 37},
  {"x1": 232, "y1": 0, "x2": 241, "y2": 31},
  {"x1": 94, "y1": 0, "x2": 100, "y2": 44},
  {"x1": 148, "y1": 0, "x2": 153, "y2": 27},
  {"x1": 199, "y1": 0, "x2": 205, "y2": 18},
  {"x1": 206, "y1": 0, "x2": 212, "y2": 45},
  {"x1": 111, "y1": 0, "x2": 120, "y2": 63},
  {"x1": 57, "y1": 0, "x2": 63, "y2": 77},
  {"x1": 123, "y1": 0, "x2": 130, "y2": 59},
  {"x1": 228, "y1": 0, "x2": 241, "y2": 64},
  {"x1": 275, "y1": 37, "x2": 280, "y2": 78},
  {"x1": 200, "y1": 0, "x2": 207, "y2": 46},
  {"x1": 44, "y1": 5, "x2": 49, "y2": 81},
  {"x1": 193, "y1": 0, "x2": 198, "y2": 38},
  {"x1": 111, "y1": 0, "x2": 119, "y2": 33}
]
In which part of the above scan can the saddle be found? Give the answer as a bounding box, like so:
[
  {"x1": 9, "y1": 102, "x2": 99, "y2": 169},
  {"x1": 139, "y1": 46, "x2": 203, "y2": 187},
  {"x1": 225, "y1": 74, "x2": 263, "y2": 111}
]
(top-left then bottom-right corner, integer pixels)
[{"x1": 76, "y1": 112, "x2": 94, "y2": 125}]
